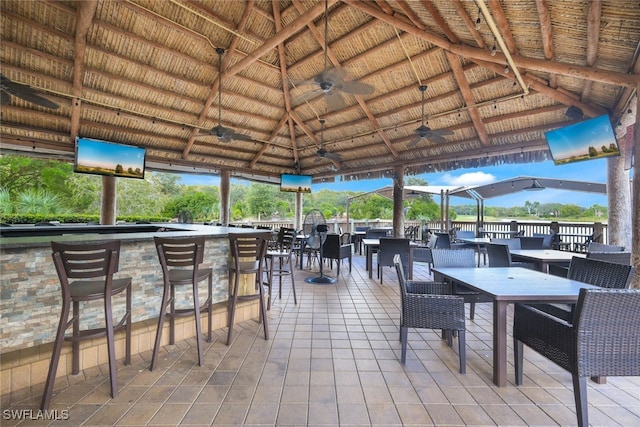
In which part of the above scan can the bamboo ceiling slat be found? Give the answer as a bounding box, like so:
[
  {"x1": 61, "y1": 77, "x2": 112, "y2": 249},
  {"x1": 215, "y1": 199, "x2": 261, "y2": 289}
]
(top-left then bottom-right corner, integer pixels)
[{"x1": 1, "y1": 0, "x2": 638, "y2": 181}]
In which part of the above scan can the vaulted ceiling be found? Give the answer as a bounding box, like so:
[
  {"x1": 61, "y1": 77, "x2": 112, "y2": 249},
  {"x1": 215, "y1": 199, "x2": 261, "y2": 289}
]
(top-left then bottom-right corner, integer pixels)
[{"x1": 1, "y1": 0, "x2": 639, "y2": 185}]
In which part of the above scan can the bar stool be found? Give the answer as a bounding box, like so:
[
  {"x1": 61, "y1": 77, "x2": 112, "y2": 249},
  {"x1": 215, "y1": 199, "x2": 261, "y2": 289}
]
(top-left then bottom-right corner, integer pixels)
[
  {"x1": 150, "y1": 236, "x2": 212, "y2": 370},
  {"x1": 41, "y1": 240, "x2": 132, "y2": 410},
  {"x1": 264, "y1": 227, "x2": 298, "y2": 309},
  {"x1": 227, "y1": 231, "x2": 271, "y2": 345}
]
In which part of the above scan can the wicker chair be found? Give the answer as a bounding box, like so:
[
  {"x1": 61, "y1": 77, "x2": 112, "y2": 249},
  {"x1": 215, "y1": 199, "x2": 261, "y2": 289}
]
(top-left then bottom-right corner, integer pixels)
[
  {"x1": 431, "y1": 249, "x2": 490, "y2": 320},
  {"x1": 485, "y1": 243, "x2": 536, "y2": 269},
  {"x1": 513, "y1": 288, "x2": 640, "y2": 427},
  {"x1": 532, "y1": 232, "x2": 553, "y2": 249},
  {"x1": 394, "y1": 254, "x2": 466, "y2": 373},
  {"x1": 526, "y1": 256, "x2": 635, "y2": 322},
  {"x1": 322, "y1": 233, "x2": 352, "y2": 277},
  {"x1": 377, "y1": 238, "x2": 410, "y2": 284},
  {"x1": 587, "y1": 242, "x2": 625, "y2": 252},
  {"x1": 517, "y1": 236, "x2": 544, "y2": 249},
  {"x1": 586, "y1": 251, "x2": 631, "y2": 265}
]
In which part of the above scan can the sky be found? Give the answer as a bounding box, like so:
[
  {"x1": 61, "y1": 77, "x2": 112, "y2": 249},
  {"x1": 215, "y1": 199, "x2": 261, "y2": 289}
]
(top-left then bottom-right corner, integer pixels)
[{"x1": 179, "y1": 157, "x2": 622, "y2": 208}]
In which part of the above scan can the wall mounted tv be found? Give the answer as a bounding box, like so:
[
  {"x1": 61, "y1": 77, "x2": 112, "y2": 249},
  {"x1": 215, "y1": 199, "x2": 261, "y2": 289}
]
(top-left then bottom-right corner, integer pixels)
[
  {"x1": 280, "y1": 174, "x2": 312, "y2": 193},
  {"x1": 74, "y1": 137, "x2": 146, "y2": 179},
  {"x1": 544, "y1": 114, "x2": 620, "y2": 166}
]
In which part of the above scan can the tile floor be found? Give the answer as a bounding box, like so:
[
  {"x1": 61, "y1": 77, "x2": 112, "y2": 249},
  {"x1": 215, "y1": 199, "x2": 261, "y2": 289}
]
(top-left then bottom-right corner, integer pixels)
[{"x1": 2, "y1": 255, "x2": 639, "y2": 426}]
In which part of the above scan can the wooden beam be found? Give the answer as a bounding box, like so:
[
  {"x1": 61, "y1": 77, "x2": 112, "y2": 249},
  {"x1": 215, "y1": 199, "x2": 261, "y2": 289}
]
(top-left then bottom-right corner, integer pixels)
[
  {"x1": 420, "y1": 0, "x2": 460, "y2": 44},
  {"x1": 343, "y1": 0, "x2": 640, "y2": 88},
  {"x1": 69, "y1": 1, "x2": 98, "y2": 141},
  {"x1": 452, "y1": 0, "x2": 485, "y2": 48},
  {"x1": 581, "y1": 0, "x2": 602, "y2": 100},
  {"x1": 487, "y1": 0, "x2": 516, "y2": 54},
  {"x1": 224, "y1": 0, "x2": 334, "y2": 78},
  {"x1": 445, "y1": 51, "x2": 490, "y2": 146},
  {"x1": 535, "y1": 0, "x2": 557, "y2": 88}
]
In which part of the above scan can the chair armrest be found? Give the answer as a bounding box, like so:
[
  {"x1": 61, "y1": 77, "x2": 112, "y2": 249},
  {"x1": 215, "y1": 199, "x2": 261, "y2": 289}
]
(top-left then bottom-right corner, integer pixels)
[
  {"x1": 404, "y1": 293, "x2": 465, "y2": 330},
  {"x1": 513, "y1": 303, "x2": 576, "y2": 371},
  {"x1": 406, "y1": 280, "x2": 452, "y2": 295}
]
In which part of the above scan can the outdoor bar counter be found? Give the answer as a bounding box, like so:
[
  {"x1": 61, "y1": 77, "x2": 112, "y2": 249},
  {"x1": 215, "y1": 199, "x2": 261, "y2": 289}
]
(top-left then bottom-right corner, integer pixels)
[{"x1": 0, "y1": 223, "x2": 264, "y2": 395}]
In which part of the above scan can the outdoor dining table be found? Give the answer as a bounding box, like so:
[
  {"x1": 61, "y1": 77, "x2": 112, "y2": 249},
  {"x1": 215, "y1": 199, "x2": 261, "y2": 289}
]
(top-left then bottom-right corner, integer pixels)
[
  {"x1": 509, "y1": 249, "x2": 585, "y2": 273},
  {"x1": 431, "y1": 266, "x2": 598, "y2": 387}
]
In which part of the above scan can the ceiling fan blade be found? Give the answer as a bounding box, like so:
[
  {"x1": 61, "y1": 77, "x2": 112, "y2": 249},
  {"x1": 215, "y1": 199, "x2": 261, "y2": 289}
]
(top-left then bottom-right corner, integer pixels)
[
  {"x1": 324, "y1": 91, "x2": 345, "y2": 110},
  {"x1": 431, "y1": 128, "x2": 454, "y2": 136},
  {"x1": 336, "y1": 80, "x2": 374, "y2": 95},
  {"x1": 426, "y1": 134, "x2": 447, "y2": 144},
  {"x1": 1, "y1": 90, "x2": 11, "y2": 105},
  {"x1": 325, "y1": 151, "x2": 343, "y2": 162},
  {"x1": 1, "y1": 75, "x2": 59, "y2": 109},
  {"x1": 407, "y1": 136, "x2": 424, "y2": 148},
  {"x1": 317, "y1": 68, "x2": 346, "y2": 84},
  {"x1": 229, "y1": 130, "x2": 254, "y2": 142},
  {"x1": 15, "y1": 91, "x2": 60, "y2": 109}
]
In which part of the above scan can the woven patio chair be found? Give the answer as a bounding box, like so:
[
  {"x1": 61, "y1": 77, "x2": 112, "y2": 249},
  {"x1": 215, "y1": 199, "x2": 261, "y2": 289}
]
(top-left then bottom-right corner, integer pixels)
[
  {"x1": 587, "y1": 241, "x2": 625, "y2": 252},
  {"x1": 514, "y1": 288, "x2": 640, "y2": 427},
  {"x1": 431, "y1": 249, "x2": 490, "y2": 320},
  {"x1": 485, "y1": 243, "x2": 536, "y2": 269},
  {"x1": 526, "y1": 256, "x2": 635, "y2": 323},
  {"x1": 586, "y1": 251, "x2": 631, "y2": 265},
  {"x1": 517, "y1": 236, "x2": 544, "y2": 249},
  {"x1": 394, "y1": 254, "x2": 466, "y2": 373},
  {"x1": 322, "y1": 233, "x2": 352, "y2": 277},
  {"x1": 377, "y1": 238, "x2": 410, "y2": 284}
]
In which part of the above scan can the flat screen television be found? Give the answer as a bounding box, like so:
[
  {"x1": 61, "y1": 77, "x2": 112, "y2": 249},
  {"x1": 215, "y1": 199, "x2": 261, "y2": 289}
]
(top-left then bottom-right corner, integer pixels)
[
  {"x1": 280, "y1": 174, "x2": 312, "y2": 193},
  {"x1": 74, "y1": 137, "x2": 146, "y2": 179},
  {"x1": 545, "y1": 114, "x2": 620, "y2": 165}
]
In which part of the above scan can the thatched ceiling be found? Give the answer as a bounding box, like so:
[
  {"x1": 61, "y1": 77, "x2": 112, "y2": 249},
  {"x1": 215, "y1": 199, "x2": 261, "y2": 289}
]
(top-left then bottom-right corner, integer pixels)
[{"x1": 1, "y1": 0, "x2": 639, "y2": 185}]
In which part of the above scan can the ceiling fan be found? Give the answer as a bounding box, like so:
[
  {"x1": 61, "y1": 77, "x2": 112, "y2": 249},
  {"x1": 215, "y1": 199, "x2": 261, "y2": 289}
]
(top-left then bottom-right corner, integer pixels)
[
  {"x1": 314, "y1": 119, "x2": 342, "y2": 163},
  {"x1": 292, "y1": 0, "x2": 374, "y2": 111},
  {"x1": 1, "y1": 73, "x2": 59, "y2": 109},
  {"x1": 200, "y1": 48, "x2": 254, "y2": 143},
  {"x1": 407, "y1": 85, "x2": 453, "y2": 147}
]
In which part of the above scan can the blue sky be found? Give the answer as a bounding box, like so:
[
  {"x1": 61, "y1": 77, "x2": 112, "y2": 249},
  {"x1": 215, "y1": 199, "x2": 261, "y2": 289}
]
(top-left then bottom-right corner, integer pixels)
[{"x1": 179, "y1": 158, "x2": 616, "y2": 208}]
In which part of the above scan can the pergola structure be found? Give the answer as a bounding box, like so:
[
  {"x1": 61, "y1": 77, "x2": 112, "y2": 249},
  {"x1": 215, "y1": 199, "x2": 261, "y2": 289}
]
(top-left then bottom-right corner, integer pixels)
[{"x1": 346, "y1": 177, "x2": 608, "y2": 236}]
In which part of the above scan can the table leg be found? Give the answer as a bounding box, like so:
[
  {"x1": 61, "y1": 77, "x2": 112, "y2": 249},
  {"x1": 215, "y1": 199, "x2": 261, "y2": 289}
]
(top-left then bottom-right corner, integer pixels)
[
  {"x1": 299, "y1": 241, "x2": 305, "y2": 269},
  {"x1": 493, "y1": 301, "x2": 508, "y2": 387},
  {"x1": 367, "y1": 246, "x2": 373, "y2": 279}
]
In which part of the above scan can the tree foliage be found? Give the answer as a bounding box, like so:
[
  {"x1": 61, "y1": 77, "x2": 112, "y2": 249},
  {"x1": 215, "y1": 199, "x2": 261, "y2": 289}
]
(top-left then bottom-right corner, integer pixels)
[{"x1": 0, "y1": 154, "x2": 611, "y2": 223}]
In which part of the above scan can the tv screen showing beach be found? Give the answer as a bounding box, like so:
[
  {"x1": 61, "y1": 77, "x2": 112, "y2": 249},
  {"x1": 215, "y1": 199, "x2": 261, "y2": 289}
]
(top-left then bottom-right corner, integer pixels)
[
  {"x1": 280, "y1": 174, "x2": 312, "y2": 193},
  {"x1": 545, "y1": 114, "x2": 620, "y2": 165},
  {"x1": 74, "y1": 137, "x2": 146, "y2": 179}
]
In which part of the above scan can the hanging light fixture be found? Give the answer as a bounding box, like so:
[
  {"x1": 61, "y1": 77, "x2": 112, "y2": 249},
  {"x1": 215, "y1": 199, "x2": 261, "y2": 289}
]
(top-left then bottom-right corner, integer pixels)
[{"x1": 523, "y1": 179, "x2": 545, "y2": 191}]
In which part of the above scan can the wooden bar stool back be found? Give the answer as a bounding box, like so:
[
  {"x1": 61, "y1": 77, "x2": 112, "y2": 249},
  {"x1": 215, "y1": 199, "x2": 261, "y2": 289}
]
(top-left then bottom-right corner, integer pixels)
[
  {"x1": 151, "y1": 236, "x2": 212, "y2": 370},
  {"x1": 227, "y1": 231, "x2": 271, "y2": 345},
  {"x1": 41, "y1": 240, "x2": 132, "y2": 410}
]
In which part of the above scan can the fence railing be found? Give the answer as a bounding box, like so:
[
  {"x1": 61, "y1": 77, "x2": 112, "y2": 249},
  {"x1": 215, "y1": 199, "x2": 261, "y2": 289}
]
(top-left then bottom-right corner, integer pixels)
[{"x1": 245, "y1": 219, "x2": 608, "y2": 249}]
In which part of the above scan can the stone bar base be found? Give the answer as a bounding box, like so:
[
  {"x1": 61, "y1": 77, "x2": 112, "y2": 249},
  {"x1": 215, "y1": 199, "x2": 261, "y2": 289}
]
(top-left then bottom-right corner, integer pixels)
[{"x1": 0, "y1": 299, "x2": 261, "y2": 400}]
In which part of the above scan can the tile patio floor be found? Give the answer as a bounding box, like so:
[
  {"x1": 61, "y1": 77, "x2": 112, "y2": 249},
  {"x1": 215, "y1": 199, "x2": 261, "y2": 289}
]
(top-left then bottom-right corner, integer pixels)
[{"x1": 2, "y1": 254, "x2": 639, "y2": 426}]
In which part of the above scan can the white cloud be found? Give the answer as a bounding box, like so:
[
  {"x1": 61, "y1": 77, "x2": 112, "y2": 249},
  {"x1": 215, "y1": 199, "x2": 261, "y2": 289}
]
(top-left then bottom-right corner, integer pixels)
[{"x1": 441, "y1": 171, "x2": 496, "y2": 186}]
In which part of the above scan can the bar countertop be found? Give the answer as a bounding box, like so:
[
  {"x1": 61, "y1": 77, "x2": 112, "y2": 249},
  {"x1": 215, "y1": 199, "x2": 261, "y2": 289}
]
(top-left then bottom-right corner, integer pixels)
[{"x1": 0, "y1": 223, "x2": 263, "y2": 248}]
